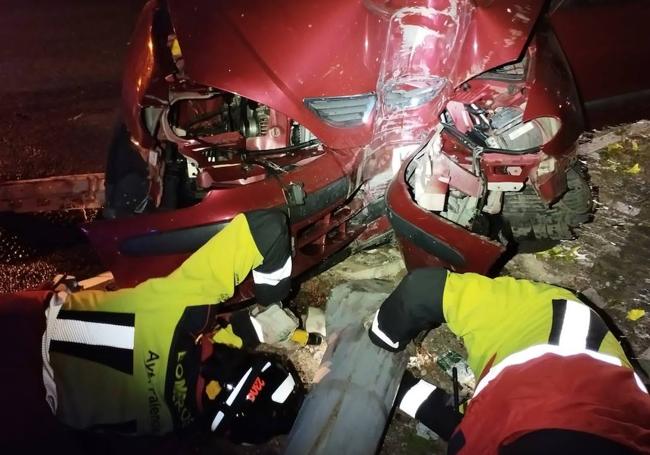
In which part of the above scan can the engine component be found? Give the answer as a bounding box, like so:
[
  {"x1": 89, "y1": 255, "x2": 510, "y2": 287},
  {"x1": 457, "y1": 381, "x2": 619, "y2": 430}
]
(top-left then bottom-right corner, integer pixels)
[
  {"x1": 489, "y1": 107, "x2": 524, "y2": 135},
  {"x1": 243, "y1": 104, "x2": 270, "y2": 137},
  {"x1": 482, "y1": 190, "x2": 503, "y2": 215},
  {"x1": 485, "y1": 108, "x2": 560, "y2": 151},
  {"x1": 411, "y1": 134, "x2": 448, "y2": 212},
  {"x1": 502, "y1": 165, "x2": 592, "y2": 244},
  {"x1": 291, "y1": 121, "x2": 317, "y2": 145},
  {"x1": 172, "y1": 95, "x2": 276, "y2": 140},
  {"x1": 440, "y1": 191, "x2": 479, "y2": 229},
  {"x1": 442, "y1": 101, "x2": 561, "y2": 154}
]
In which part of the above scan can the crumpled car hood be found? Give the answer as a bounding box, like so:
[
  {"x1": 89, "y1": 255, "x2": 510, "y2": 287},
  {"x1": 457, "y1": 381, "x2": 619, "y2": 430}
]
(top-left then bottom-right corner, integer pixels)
[{"x1": 167, "y1": 0, "x2": 388, "y2": 148}]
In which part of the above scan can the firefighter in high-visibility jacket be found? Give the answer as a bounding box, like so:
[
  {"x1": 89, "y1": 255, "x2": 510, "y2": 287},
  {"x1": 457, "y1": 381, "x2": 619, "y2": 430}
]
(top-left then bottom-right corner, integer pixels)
[
  {"x1": 369, "y1": 268, "x2": 650, "y2": 454},
  {"x1": 1, "y1": 210, "x2": 304, "y2": 448}
]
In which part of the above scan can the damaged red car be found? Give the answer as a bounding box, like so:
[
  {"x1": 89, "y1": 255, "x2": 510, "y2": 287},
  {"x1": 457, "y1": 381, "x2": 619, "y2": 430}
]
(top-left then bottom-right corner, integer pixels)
[{"x1": 87, "y1": 0, "x2": 650, "y2": 293}]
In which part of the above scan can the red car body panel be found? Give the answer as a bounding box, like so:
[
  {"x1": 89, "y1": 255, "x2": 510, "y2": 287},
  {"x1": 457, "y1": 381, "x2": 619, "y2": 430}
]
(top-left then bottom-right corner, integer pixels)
[
  {"x1": 121, "y1": 0, "x2": 158, "y2": 150},
  {"x1": 452, "y1": 0, "x2": 545, "y2": 84},
  {"x1": 550, "y1": 0, "x2": 650, "y2": 127},
  {"x1": 523, "y1": 28, "x2": 583, "y2": 201},
  {"x1": 166, "y1": 0, "x2": 386, "y2": 150},
  {"x1": 387, "y1": 161, "x2": 506, "y2": 274},
  {"x1": 127, "y1": 0, "x2": 546, "y2": 151},
  {"x1": 386, "y1": 23, "x2": 586, "y2": 274}
]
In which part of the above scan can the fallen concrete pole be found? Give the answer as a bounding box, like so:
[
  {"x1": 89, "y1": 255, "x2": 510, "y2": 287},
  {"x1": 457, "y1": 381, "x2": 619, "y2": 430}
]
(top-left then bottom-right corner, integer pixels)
[{"x1": 285, "y1": 280, "x2": 407, "y2": 455}]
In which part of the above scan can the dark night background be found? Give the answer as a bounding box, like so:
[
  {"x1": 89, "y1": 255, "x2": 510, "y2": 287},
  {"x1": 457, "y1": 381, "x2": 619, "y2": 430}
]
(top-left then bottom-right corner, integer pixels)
[{"x1": 0, "y1": 0, "x2": 146, "y2": 181}]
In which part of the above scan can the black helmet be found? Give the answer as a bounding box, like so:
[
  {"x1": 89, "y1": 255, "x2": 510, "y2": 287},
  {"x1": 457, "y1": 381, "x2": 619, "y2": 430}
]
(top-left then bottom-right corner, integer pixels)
[{"x1": 197, "y1": 344, "x2": 304, "y2": 445}]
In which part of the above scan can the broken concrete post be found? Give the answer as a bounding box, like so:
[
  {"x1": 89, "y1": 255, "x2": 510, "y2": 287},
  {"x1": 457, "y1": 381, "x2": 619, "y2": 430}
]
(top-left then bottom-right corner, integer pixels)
[{"x1": 285, "y1": 280, "x2": 407, "y2": 455}]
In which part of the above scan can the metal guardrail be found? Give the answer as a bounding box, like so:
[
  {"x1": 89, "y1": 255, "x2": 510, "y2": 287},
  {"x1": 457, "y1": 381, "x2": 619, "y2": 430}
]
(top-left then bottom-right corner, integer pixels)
[{"x1": 0, "y1": 173, "x2": 105, "y2": 213}]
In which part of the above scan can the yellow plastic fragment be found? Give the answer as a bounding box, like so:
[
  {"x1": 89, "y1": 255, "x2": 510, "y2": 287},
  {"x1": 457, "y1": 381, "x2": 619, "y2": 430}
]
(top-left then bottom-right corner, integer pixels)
[
  {"x1": 626, "y1": 309, "x2": 645, "y2": 321},
  {"x1": 625, "y1": 163, "x2": 641, "y2": 174},
  {"x1": 171, "y1": 38, "x2": 182, "y2": 58},
  {"x1": 206, "y1": 380, "x2": 222, "y2": 400},
  {"x1": 536, "y1": 244, "x2": 583, "y2": 262},
  {"x1": 631, "y1": 140, "x2": 640, "y2": 151},
  {"x1": 291, "y1": 329, "x2": 310, "y2": 346}
]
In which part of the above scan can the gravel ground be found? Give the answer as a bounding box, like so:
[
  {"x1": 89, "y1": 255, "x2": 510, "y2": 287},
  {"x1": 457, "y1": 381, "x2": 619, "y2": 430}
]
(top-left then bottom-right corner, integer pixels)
[{"x1": 0, "y1": 210, "x2": 103, "y2": 292}]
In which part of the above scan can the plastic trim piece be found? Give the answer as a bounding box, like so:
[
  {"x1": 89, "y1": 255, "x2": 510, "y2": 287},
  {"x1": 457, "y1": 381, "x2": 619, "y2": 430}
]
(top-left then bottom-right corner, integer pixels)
[
  {"x1": 387, "y1": 207, "x2": 465, "y2": 267},
  {"x1": 120, "y1": 221, "x2": 228, "y2": 257},
  {"x1": 119, "y1": 177, "x2": 349, "y2": 257},
  {"x1": 304, "y1": 94, "x2": 376, "y2": 128}
]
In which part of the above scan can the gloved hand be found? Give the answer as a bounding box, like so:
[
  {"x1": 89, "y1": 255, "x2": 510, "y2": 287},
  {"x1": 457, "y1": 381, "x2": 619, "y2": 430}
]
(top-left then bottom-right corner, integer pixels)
[
  {"x1": 367, "y1": 309, "x2": 409, "y2": 352},
  {"x1": 51, "y1": 274, "x2": 79, "y2": 293},
  {"x1": 250, "y1": 304, "x2": 300, "y2": 345},
  {"x1": 228, "y1": 304, "x2": 299, "y2": 348}
]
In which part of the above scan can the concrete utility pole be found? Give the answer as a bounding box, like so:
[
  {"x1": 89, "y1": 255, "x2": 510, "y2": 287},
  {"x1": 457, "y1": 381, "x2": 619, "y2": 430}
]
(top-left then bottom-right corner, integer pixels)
[{"x1": 285, "y1": 280, "x2": 408, "y2": 455}]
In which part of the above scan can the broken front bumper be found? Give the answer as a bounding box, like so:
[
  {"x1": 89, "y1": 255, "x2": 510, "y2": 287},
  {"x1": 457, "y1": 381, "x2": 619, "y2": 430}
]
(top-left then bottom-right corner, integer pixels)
[{"x1": 386, "y1": 154, "x2": 506, "y2": 275}]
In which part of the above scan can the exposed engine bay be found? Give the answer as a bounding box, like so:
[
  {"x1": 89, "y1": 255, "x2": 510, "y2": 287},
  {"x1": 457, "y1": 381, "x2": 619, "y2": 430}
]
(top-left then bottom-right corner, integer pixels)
[
  {"x1": 133, "y1": 34, "x2": 322, "y2": 209},
  {"x1": 140, "y1": 89, "x2": 320, "y2": 209},
  {"x1": 167, "y1": 94, "x2": 317, "y2": 154}
]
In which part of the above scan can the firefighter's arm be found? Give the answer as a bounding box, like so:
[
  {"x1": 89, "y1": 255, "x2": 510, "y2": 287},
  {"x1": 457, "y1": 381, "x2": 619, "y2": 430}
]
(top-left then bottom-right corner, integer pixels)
[
  {"x1": 64, "y1": 211, "x2": 293, "y2": 317},
  {"x1": 440, "y1": 271, "x2": 577, "y2": 339},
  {"x1": 394, "y1": 371, "x2": 463, "y2": 441},
  {"x1": 244, "y1": 209, "x2": 293, "y2": 305},
  {"x1": 125, "y1": 210, "x2": 292, "y2": 311},
  {"x1": 368, "y1": 268, "x2": 448, "y2": 352}
]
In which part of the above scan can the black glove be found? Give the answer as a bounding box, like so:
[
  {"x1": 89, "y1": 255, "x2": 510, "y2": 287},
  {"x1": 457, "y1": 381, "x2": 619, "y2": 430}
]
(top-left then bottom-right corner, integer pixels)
[{"x1": 368, "y1": 268, "x2": 447, "y2": 351}]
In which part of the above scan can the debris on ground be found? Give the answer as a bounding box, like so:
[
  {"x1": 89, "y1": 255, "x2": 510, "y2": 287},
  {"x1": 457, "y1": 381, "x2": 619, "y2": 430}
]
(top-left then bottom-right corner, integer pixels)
[
  {"x1": 436, "y1": 350, "x2": 475, "y2": 401},
  {"x1": 627, "y1": 309, "x2": 646, "y2": 322},
  {"x1": 535, "y1": 244, "x2": 589, "y2": 264},
  {"x1": 415, "y1": 423, "x2": 440, "y2": 441},
  {"x1": 328, "y1": 246, "x2": 405, "y2": 281},
  {"x1": 581, "y1": 287, "x2": 608, "y2": 309}
]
